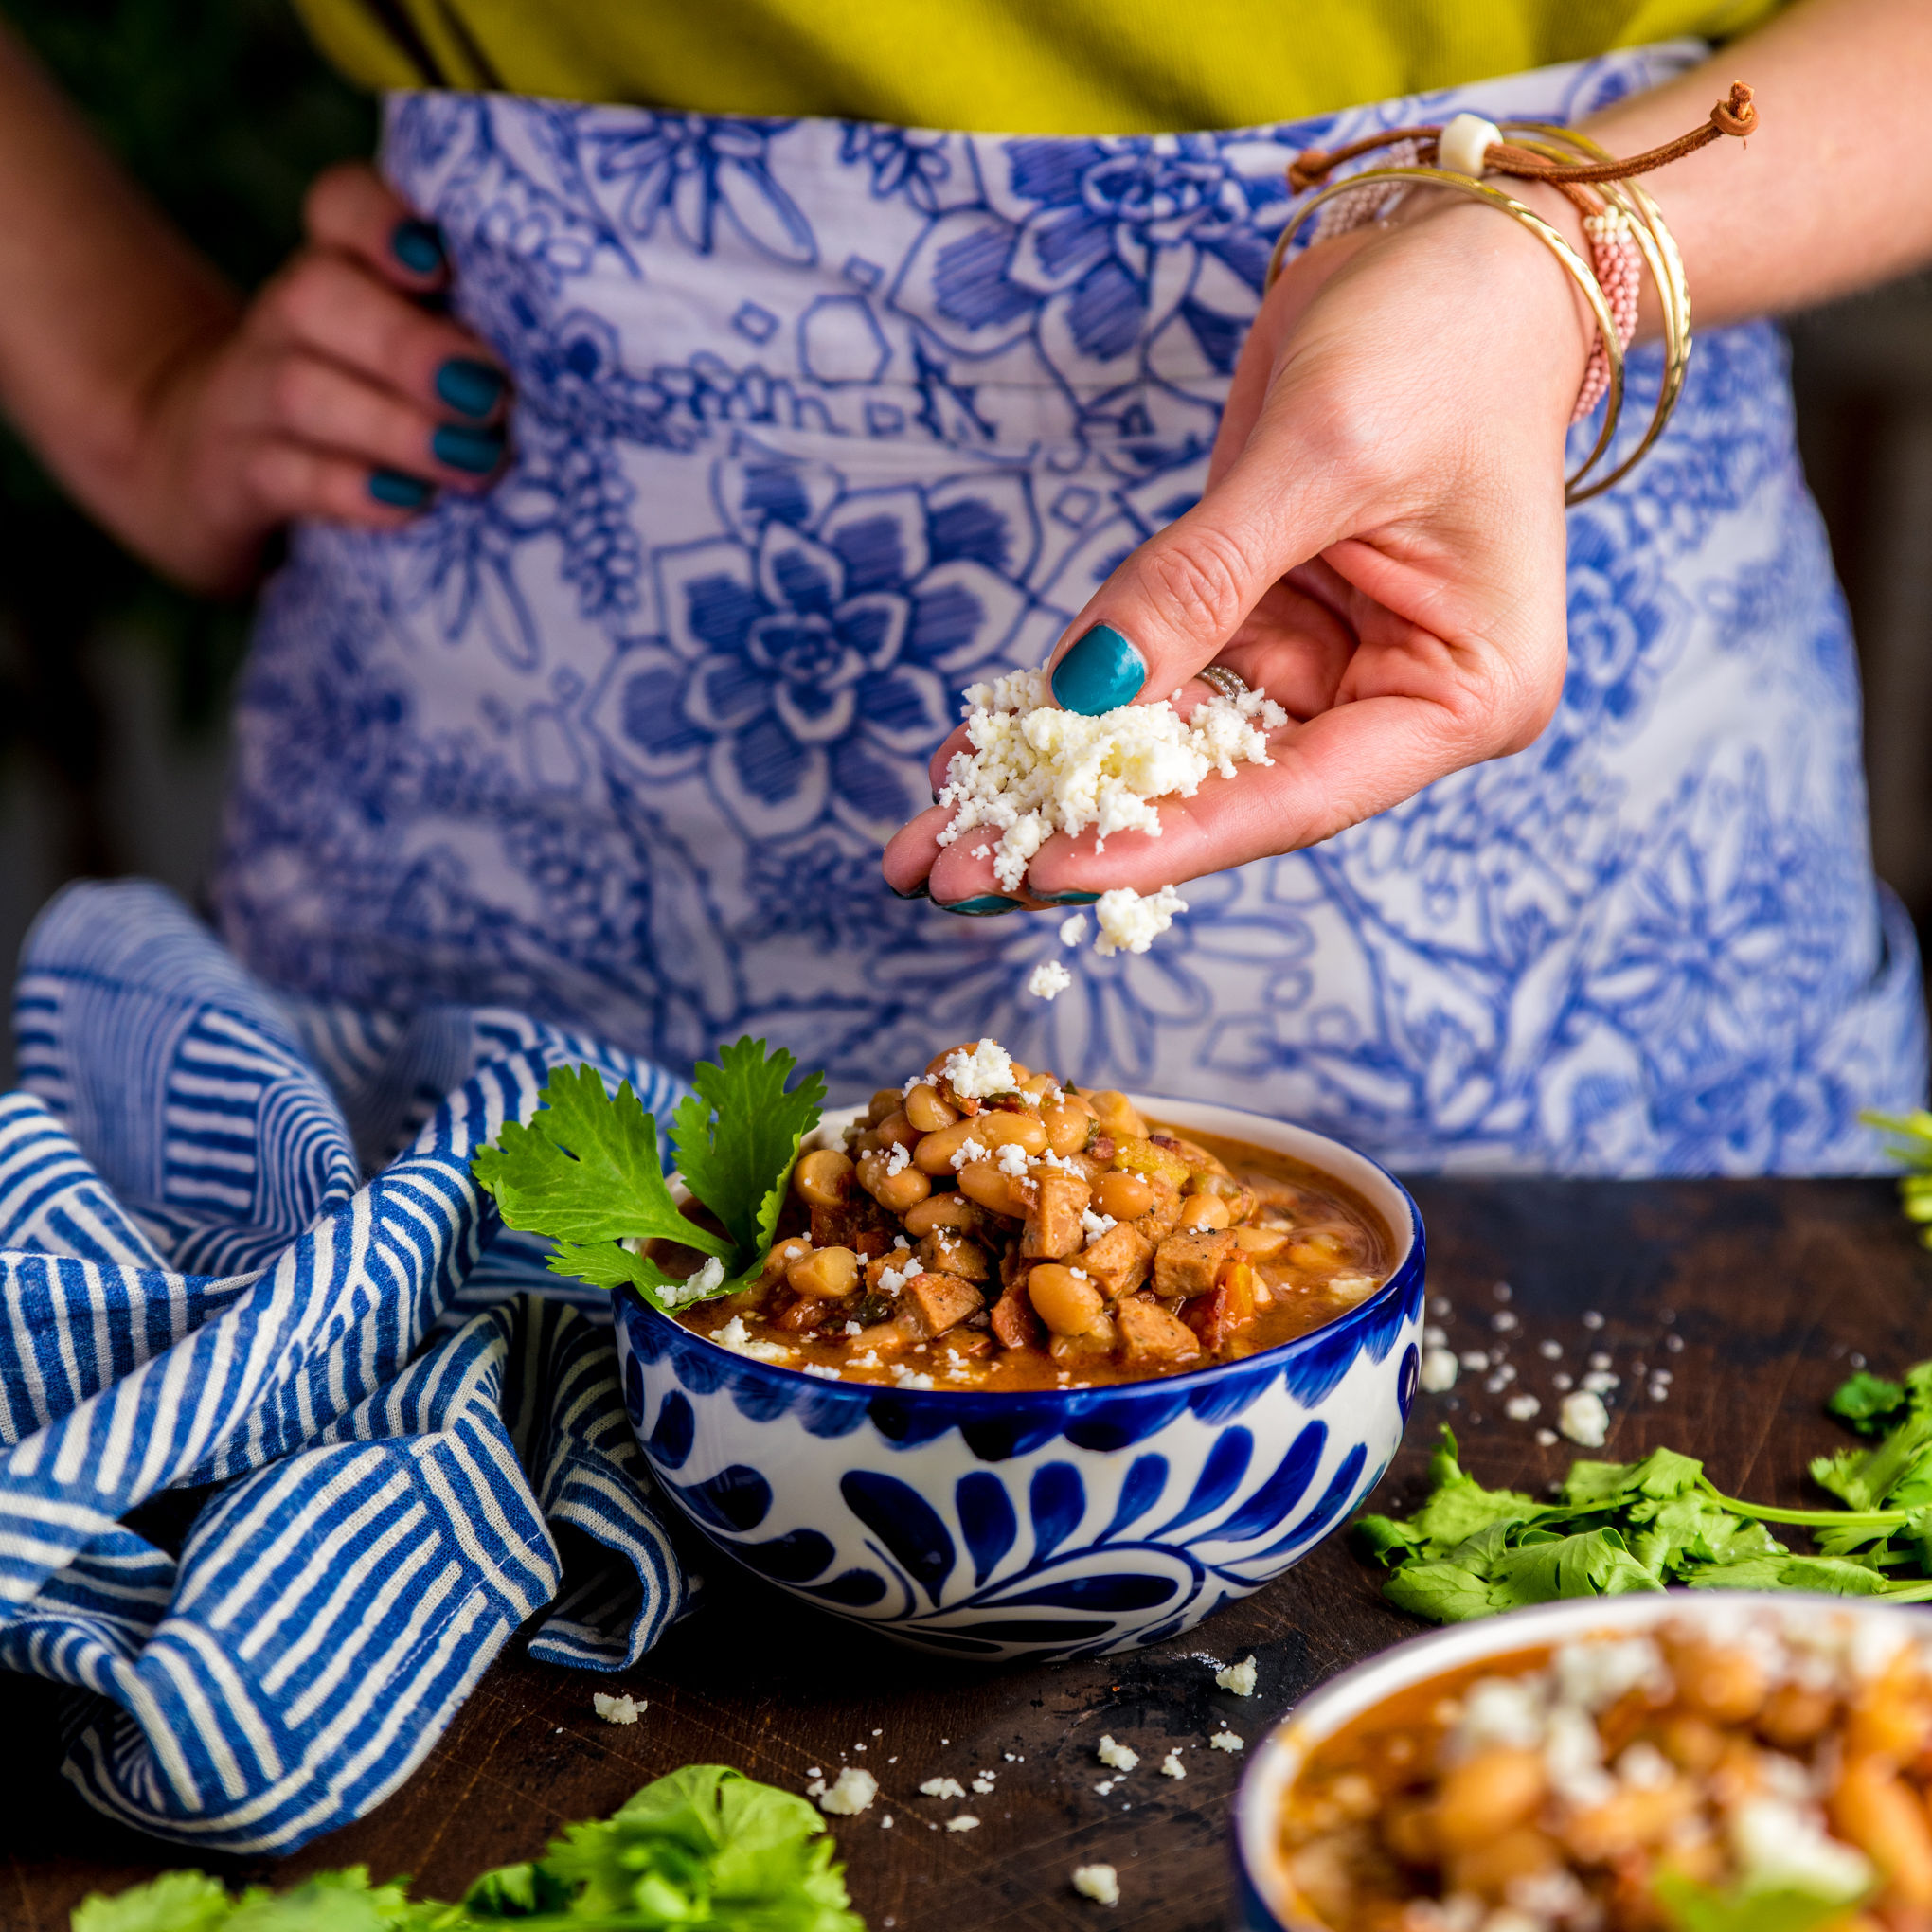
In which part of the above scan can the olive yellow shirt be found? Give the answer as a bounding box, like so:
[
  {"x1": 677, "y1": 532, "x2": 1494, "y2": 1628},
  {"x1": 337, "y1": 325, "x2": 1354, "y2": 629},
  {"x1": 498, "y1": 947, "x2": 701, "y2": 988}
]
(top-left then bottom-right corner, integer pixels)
[{"x1": 291, "y1": 0, "x2": 1784, "y2": 132}]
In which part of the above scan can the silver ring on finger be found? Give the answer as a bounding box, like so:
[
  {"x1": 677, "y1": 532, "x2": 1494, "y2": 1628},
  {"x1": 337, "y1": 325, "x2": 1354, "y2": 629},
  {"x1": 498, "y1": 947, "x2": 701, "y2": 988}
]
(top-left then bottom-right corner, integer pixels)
[{"x1": 1198, "y1": 663, "x2": 1250, "y2": 702}]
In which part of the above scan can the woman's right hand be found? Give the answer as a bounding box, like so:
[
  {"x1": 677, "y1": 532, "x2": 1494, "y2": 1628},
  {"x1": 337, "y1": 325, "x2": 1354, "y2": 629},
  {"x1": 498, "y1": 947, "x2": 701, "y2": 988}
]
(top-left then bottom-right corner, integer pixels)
[{"x1": 137, "y1": 162, "x2": 511, "y2": 592}]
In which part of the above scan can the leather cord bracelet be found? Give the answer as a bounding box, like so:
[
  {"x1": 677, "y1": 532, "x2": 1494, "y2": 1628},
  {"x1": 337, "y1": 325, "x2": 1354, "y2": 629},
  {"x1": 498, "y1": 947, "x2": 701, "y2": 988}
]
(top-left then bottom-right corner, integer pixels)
[{"x1": 1267, "y1": 87, "x2": 1755, "y2": 503}]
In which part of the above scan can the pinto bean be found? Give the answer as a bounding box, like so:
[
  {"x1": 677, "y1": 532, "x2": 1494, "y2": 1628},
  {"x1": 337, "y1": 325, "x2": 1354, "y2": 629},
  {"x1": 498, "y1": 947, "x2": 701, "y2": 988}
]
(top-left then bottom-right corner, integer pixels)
[
  {"x1": 1095, "y1": 1171, "x2": 1155, "y2": 1222},
  {"x1": 787, "y1": 1245, "x2": 859, "y2": 1299},
  {"x1": 903, "y1": 1193, "x2": 978, "y2": 1237},
  {"x1": 914, "y1": 1112, "x2": 1048, "y2": 1174},
  {"x1": 794, "y1": 1148, "x2": 854, "y2": 1207},
  {"x1": 957, "y1": 1161, "x2": 1030, "y2": 1219},
  {"x1": 904, "y1": 1082, "x2": 959, "y2": 1133},
  {"x1": 1043, "y1": 1100, "x2": 1094, "y2": 1156},
  {"x1": 1087, "y1": 1089, "x2": 1148, "y2": 1139},
  {"x1": 1433, "y1": 1748, "x2": 1547, "y2": 1852},
  {"x1": 1177, "y1": 1192, "x2": 1233, "y2": 1230},
  {"x1": 1028, "y1": 1264, "x2": 1105, "y2": 1336},
  {"x1": 856, "y1": 1148, "x2": 932, "y2": 1213}
]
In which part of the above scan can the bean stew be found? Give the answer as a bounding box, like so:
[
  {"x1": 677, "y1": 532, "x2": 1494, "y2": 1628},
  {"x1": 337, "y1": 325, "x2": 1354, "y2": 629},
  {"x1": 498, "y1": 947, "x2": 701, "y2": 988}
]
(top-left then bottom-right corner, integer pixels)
[
  {"x1": 660, "y1": 1037, "x2": 1393, "y2": 1392},
  {"x1": 1277, "y1": 1609, "x2": 1932, "y2": 1932}
]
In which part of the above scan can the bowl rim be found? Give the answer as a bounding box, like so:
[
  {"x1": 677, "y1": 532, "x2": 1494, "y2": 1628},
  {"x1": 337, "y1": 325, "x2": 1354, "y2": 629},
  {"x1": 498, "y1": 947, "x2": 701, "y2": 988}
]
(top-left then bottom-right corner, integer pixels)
[
  {"x1": 617, "y1": 1088, "x2": 1425, "y2": 1409},
  {"x1": 1230, "y1": 1589, "x2": 1932, "y2": 1932}
]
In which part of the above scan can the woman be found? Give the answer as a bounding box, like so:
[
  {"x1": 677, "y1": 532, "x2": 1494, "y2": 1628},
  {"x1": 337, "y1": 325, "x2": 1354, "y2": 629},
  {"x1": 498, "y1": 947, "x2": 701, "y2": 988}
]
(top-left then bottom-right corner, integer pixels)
[{"x1": 0, "y1": 0, "x2": 1926, "y2": 1172}]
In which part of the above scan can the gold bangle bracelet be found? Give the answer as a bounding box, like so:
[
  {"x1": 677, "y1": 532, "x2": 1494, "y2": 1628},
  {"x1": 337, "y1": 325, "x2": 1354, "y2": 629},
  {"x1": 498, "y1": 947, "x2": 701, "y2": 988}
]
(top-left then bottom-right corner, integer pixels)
[
  {"x1": 1505, "y1": 124, "x2": 1693, "y2": 504},
  {"x1": 1267, "y1": 166, "x2": 1628, "y2": 503}
]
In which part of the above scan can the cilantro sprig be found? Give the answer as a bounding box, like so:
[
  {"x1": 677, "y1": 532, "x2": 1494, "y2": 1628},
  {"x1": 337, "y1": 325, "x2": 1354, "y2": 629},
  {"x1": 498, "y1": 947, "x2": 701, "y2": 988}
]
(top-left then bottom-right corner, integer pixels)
[
  {"x1": 74, "y1": 1764, "x2": 865, "y2": 1932},
  {"x1": 1864, "y1": 1108, "x2": 1932, "y2": 1247},
  {"x1": 472, "y1": 1042, "x2": 825, "y2": 1315},
  {"x1": 1358, "y1": 1356, "x2": 1932, "y2": 1623}
]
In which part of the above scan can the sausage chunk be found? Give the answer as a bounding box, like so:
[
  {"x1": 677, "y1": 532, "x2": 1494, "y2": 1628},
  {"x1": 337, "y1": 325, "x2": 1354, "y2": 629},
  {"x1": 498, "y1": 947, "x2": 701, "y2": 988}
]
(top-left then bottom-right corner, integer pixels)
[
  {"x1": 1114, "y1": 1295, "x2": 1202, "y2": 1368},
  {"x1": 990, "y1": 1277, "x2": 1045, "y2": 1350},
  {"x1": 1077, "y1": 1220, "x2": 1154, "y2": 1300},
  {"x1": 1154, "y1": 1227, "x2": 1236, "y2": 1298},
  {"x1": 1021, "y1": 1169, "x2": 1091, "y2": 1260},
  {"x1": 904, "y1": 1270, "x2": 984, "y2": 1337},
  {"x1": 1135, "y1": 1174, "x2": 1184, "y2": 1243},
  {"x1": 916, "y1": 1229, "x2": 991, "y2": 1281}
]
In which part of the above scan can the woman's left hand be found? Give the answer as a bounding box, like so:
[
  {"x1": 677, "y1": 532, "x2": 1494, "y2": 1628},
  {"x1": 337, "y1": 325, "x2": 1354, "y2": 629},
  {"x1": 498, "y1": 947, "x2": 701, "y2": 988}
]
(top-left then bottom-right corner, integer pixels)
[{"x1": 881, "y1": 185, "x2": 1594, "y2": 911}]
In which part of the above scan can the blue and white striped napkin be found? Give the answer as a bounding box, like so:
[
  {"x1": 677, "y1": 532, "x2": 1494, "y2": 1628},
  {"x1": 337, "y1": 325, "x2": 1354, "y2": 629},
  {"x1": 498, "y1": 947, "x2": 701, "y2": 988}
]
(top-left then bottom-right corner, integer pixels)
[{"x1": 0, "y1": 880, "x2": 698, "y2": 1853}]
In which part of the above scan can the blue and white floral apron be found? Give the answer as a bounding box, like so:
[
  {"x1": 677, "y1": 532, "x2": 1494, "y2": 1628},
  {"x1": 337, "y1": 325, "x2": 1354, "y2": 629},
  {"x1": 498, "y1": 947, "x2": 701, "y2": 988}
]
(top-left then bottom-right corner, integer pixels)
[{"x1": 214, "y1": 43, "x2": 1929, "y2": 1175}]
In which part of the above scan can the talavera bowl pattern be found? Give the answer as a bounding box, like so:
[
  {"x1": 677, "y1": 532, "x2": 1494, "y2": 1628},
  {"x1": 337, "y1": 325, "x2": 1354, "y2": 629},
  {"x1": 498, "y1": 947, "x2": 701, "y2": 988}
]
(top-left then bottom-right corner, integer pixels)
[{"x1": 613, "y1": 1096, "x2": 1425, "y2": 1663}]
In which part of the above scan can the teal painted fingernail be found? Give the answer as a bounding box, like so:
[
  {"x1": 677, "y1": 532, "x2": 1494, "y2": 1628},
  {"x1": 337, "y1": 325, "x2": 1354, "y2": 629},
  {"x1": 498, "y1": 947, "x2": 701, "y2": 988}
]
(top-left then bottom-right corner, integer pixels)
[
  {"x1": 433, "y1": 424, "x2": 505, "y2": 474},
  {"x1": 436, "y1": 357, "x2": 506, "y2": 418},
  {"x1": 889, "y1": 879, "x2": 931, "y2": 901},
  {"x1": 1051, "y1": 622, "x2": 1145, "y2": 715},
  {"x1": 391, "y1": 219, "x2": 444, "y2": 275},
  {"x1": 940, "y1": 894, "x2": 1021, "y2": 916},
  {"x1": 1038, "y1": 890, "x2": 1100, "y2": 905},
  {"x1": 369, "y1": 468, "x2": 431, "y2": 508}
]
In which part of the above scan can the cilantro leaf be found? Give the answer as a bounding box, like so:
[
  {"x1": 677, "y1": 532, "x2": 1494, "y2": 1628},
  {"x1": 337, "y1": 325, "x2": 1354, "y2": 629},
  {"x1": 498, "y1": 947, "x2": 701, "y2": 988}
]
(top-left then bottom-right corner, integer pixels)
[
  {"x1": 1355, "y1": 1430, "x2": 1544, "y2": 1568},
  {"x1": 1811, "y1": 1407, "x2": 1932, "y2": 1513},
  {"x1": 73, "y1": 1872, "x2": 237, "y2": 1932},
  {"x1": 1688, "y1": 1551, "x2": 1896, "y2": 1595},
  {"x1": 671, "y1": 1041, "x2": 826, "y2": 1263},
  {"x1": 74, "y1": 1869, "x2": 421, "y2": 1932},
  {"x1": 1562, "y1": 1447, "x2": 1706, "y2": 1512},
  {"x1": 1655, "y1": 1871, "x2": 1869, "y2": 1932},
  {"x1": 1380, "y1": 1519, "x2": 1663, "y2": 1622},
  {"x1": 1828, "y1": 1370, "x2": 1906, "y2": 1436}
]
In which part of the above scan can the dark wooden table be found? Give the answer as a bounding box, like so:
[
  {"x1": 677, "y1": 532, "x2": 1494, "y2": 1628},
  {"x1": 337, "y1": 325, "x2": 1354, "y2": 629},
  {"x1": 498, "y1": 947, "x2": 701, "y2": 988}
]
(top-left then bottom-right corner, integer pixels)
[{"x1": 8, "y1": 1177, "x2": 1930, "y2": 1931}]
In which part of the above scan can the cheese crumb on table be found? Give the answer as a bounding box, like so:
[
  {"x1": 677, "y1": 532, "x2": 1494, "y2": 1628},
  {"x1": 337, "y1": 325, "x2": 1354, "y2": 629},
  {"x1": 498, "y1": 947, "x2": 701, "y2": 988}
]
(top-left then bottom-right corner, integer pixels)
[
  {"x1": 920, "y1": 1776, "x2": 966, "y2": 1798},
  {"x1": 971, "y1": 1775, "x2": 996, "y2": 1794},
  {"x1": 1160, "y1": 1750, "x2": 1187, "y2": 1779},
  {"x1": 1420, "y1": 1347, "x2": 1458, "y2": 1393},
  {"x1": 819, "y1": 1767, "x2": 879, "y2": 1816},
  {"x1": 592, "y1": 1691, "x2": 643, "y2": 1725},
  {"x1": 946, "y1": 1814, "x2": 980, "y2": 1833},
  {"x1": 1027, "y1": 959, "x2": 1073, "y2": 1001},
  {"x1": 1504, "y1": 1394, "x2": 1543, "y2": 1422},
  {"x1": 1559, "y1": 1388, "x2": 1611, "y2": 1447},
  {"x1": 1096, "y1": 1734, "x2": 1139, "y2": 1771},
  {"x1": 1209, "y1": 1729, "x2": 1244, "y2": 1752},
  {"x1": 1215, "y1": 1655, "x2": 1258, "y2": 1697},
  {"x1": 1073, "y1": 1864, "x2": 1121, "y2": 1906}
]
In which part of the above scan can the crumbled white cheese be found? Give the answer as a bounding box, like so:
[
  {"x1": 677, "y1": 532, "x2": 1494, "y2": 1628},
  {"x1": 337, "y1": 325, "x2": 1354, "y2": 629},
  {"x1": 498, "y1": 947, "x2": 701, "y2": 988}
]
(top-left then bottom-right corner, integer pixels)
[
  {"x1": 1094, "y1": 1778, "x2": 1117, "y2": 1797},
  {"x1": 1028, "y1": 959, "x2": 1074, "y2": 1002},
  {"x1": 1423, "y1": 1324, "x2": 1447, "y2": 1347},
  {"x1": 1209, "y1": 1730, "x2": 1243, "y2": 1752},
  {"x1": 593, "y1": 1691, "x2": 644, "y2": 1725},
  {"x1": 1460, "y1": 1351, "x2": 1490, "y2": 1372},
  {"x1": 1094, "y1": 885, "x2": 1189, "y2": 958},
  {"x1": 1730, "y1": 1797, "x2": 1871, "y2": 1899},
  {"x1": 1072, "y1": 1864, "x2": 1120, "y2": 1906},
  {"x1": 939, "y1": 671, "x2": 1284, "y2": 890},
  {"x1": 971, "y1": 1775, "x2": 995, "y2": 1795},
  {"x1": 820, "y1": 1767, "x2": 879, "y2": 1816},
  {"x1": 1215, "y1": 1655, "x2": 1259, "y2": 1697},
  {"x1": 950, "y1": 1137, "x2": 990, "y2": 1170},
  {"x1": 1538, "y1": 1338, "x2": 1563, "y2": 1360},
  {"x1": 893, "y1": 1368, "x2": 937, "y2": 1391},
  {"x1": 1582, "y1": 1370, "x2": 1620, "y2": 1394},
  {"x1": 1559, "y1": 1389, "x2": 1610, "y2": 1448},
  {"x1": 885, "y1": 1142, "x2": 912, "y2": 1175},
  {"x1": 1492, "y1": 1311, "x2": 1518, "y2": 1333},
  {"x1": 1059, "y1": 912, "x2": 1090, "y2": 948},
  {"x1": 664, "y1": 1255, "x2": 725, "y2": 1308},
  {"x1": 1589, "y1": 1351, "x2": 1612, "y2": 1371},
  {"x1": 1535, "y1": 1428, "x2": 1558, "y2": 1446},
  {"x1": 877, "y1": 1264, "x2": 910, "y2": 1296},
  {"x1": 945, "y1": 1815, "x2": 980, "y2": 1833},
  {"x1": 713, "y1": 1315, "x2": 795, "y2": 1364},
  {"x1": 801, "y1": 1363, "x2": 842, "y2": 1380},
  {"x1": 921, "y1": 1777, "x2": 966, "y2": 1798},
  {"x1": 849, "y1": 1349, "x2": 882, "y2": 1368},
  {"x1": 1582, "y1": 1309, "x2": 1604, "y2": 1330},
  {"x1": 941, "y1": 1038, "x2": 1016, "y2": 1099},
  {"x1": 1081, "y1": 1208, "x2": 1117, "y2": 1241},
  {"x1": 995, "y1": 1142, "x2": 1031, "y2": 1177},
  {"x1": 1097, "y1": 1735, "x2": 1139, "y2": 1772},
  {"x1": 1159, "y1": 1750, "x2": 1186, "y2": 1779},
  {"x1": 1504, "y1": 1394, "x2": 1542, "y2": 1422},
  {"x1": 1420, "y1": 1347, "x2": 1458, "y2": 1393}
]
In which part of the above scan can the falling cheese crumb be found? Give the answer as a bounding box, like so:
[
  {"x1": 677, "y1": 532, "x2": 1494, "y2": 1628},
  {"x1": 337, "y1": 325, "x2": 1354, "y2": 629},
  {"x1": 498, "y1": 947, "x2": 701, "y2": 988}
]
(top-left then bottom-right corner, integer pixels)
[
  {"x1": 1096, "y1": 1734, "x2": 1139, "y2": 1771},
  {"x1": 819, "y1": 1767, "x2": 879, "y2": 1816},
  {"x1": 592, "y1": 1691, "x2": 644, "y2": 1725},
  {"x1": 1073, "y1": 1865, "x2": 1121, "y2": 1906},
  {"x1": 934, "y1": 670, "x2": 1284, "y2": 971},
  {"x1": 1215, "y1": 1655, "x2": 1258, "y2": 1697},
  {"x1": 1027, "y1": 959, "x2": 1074, "y2": 1001}
]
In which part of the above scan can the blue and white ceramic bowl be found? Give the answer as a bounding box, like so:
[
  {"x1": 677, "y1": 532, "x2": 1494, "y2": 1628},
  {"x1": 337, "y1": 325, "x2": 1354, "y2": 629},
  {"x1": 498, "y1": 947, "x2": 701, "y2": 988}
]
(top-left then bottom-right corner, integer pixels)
[{"x1": 613, "y1": 1096, "x2": 1425, "y2": 1663}]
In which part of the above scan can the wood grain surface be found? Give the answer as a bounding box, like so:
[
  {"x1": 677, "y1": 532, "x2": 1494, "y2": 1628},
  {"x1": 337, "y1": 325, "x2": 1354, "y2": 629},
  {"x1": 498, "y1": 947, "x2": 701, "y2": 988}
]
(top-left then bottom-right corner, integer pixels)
[{"x1": 7, "y1": 1177, "x2": 1929, "y2": 1931}]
